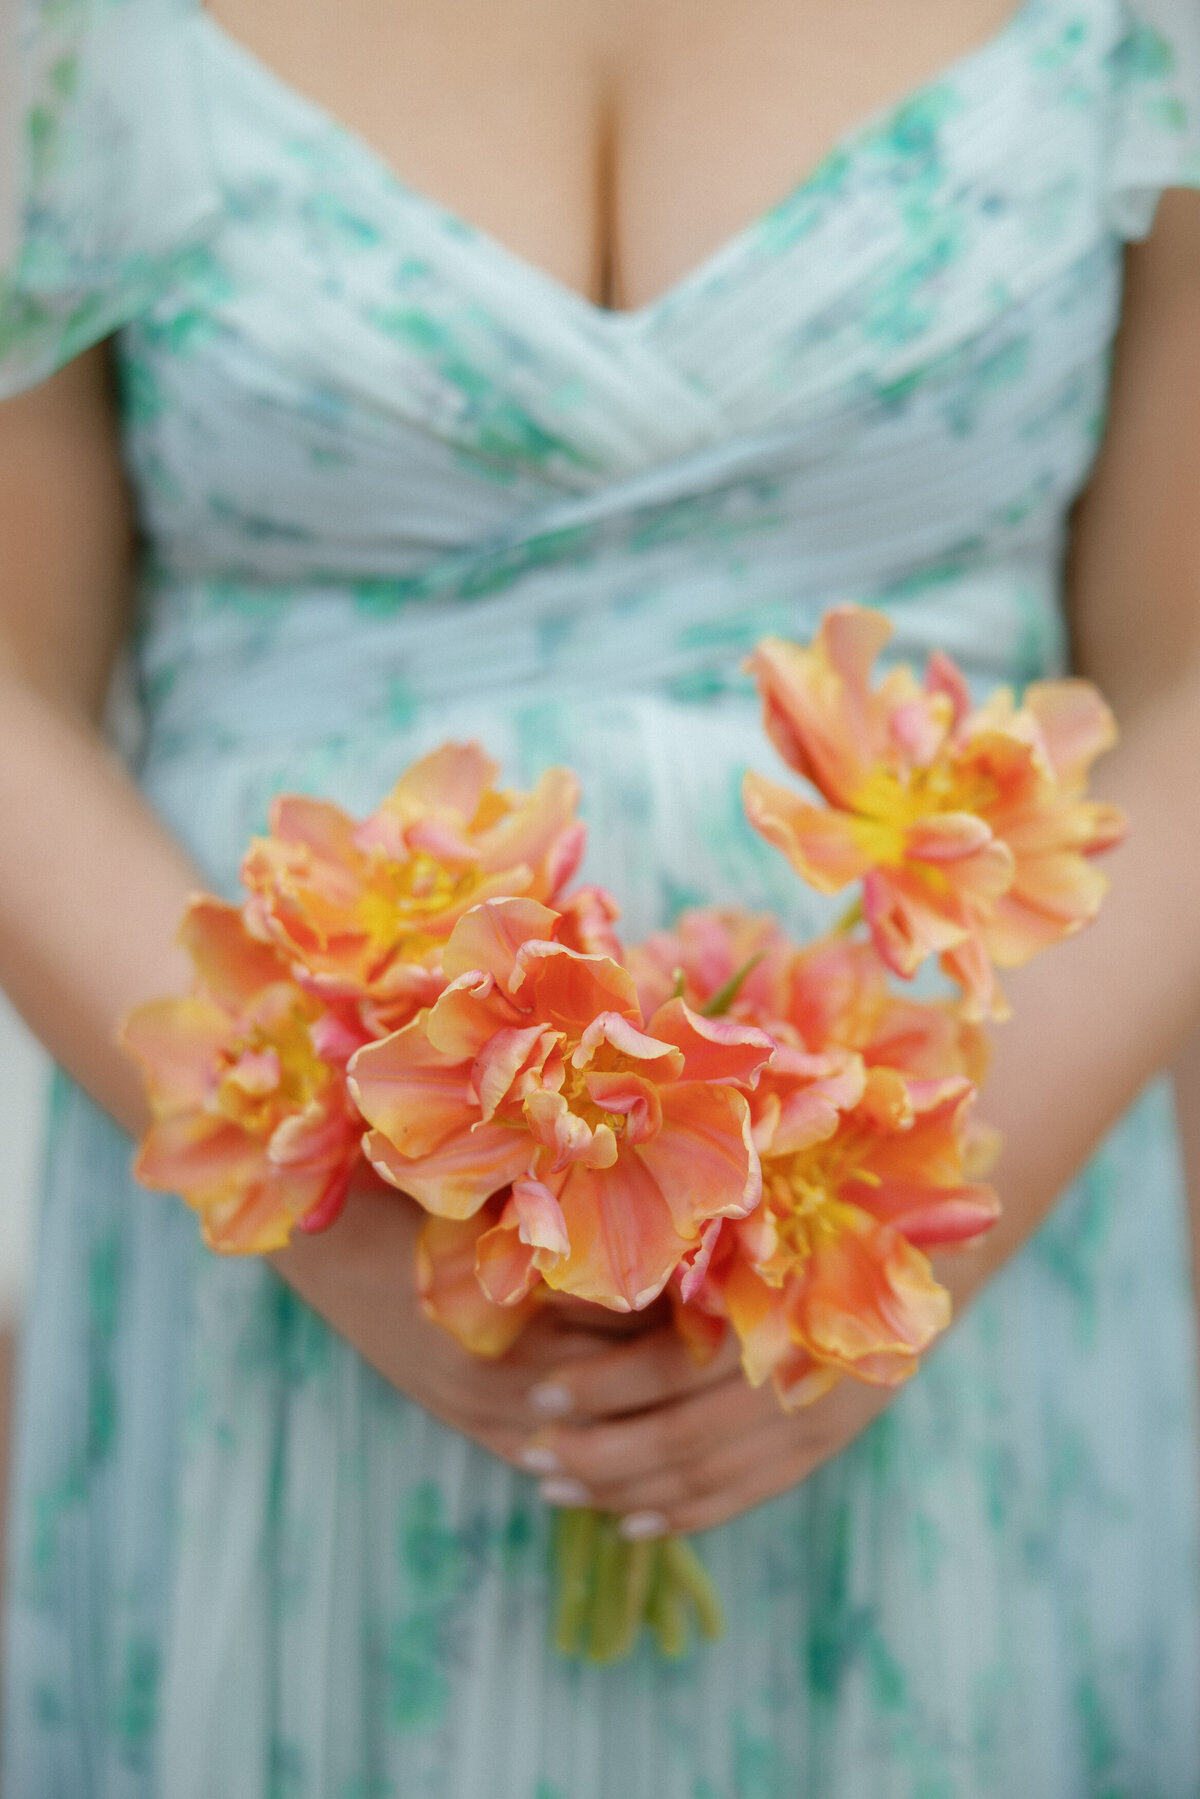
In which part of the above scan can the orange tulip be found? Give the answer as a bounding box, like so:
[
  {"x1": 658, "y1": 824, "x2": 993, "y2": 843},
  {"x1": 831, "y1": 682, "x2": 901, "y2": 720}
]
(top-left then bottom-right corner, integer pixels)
[
  {"x1": 241, "y1": 742, "x2": 586, "y2": 1034},
  {"x1": 121, "y1": 898, "x2": 364, "y2": 1252},
  {"x1": 642, "y1": 909, "x2": 999, "y2": 1404},
  {"x1": 743, "y1": 607, "x2": 1125, "y2": 1017},
  {"x1": 349, "y1": 898, "x2": 775, "y2": 1323}
]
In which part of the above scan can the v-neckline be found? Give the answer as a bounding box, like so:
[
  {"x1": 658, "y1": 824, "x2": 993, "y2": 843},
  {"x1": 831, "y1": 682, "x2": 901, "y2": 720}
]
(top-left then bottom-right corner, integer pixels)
[{"x1": 195, "y1": 0, "x2": 1046, "y2": 328}]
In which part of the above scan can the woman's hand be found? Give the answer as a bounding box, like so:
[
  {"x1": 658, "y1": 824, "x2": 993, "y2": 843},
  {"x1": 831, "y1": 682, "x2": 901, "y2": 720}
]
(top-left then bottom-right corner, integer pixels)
[
  {"x1": 272, "y1": 1181, "x2": 995, "y2": 1534},
  {"x1": 506, "y1": 1246, "x2": 998, "y2": 1536},
  {"x1": 504, "y1": 1318, "x2": 895, "y2": 1536},
  {"x1": 270, "y1": 1169, "x2": 897, "y2": 1529},
  {"x1": 269, "y1": 1172, "x2": 655, "y2": 1464}
]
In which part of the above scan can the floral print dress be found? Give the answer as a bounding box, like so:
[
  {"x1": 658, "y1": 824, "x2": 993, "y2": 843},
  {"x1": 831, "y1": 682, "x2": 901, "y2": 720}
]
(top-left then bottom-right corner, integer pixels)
[{"x1": 2, "y1": 0, "x2": 1200, "y2": 1793}]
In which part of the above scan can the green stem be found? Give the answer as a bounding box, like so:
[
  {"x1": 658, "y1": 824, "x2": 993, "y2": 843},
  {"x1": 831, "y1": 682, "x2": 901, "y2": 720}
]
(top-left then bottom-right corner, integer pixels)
[
  {"x1": 700, "y1": 952, "x2": 767, "y2": 1017},
  {"x1": 611, "y1": 1536, "x2": 657, "y2": 1661},
  {"x1": 647, "y1": 1545, "x2": 689, "y2": 1658},
  {"x1": 662, "y1": 1536, "x2": 726, "y2": 1642},
  {"x1": 554, "y1": 1508, "x2": 598, "y2": 1657},
  {"x1": 830, "y1": 897, "x2": 864, "y2": 937},
  {"x1": 587, "y1": 1516, "x2": 629, "y2": 1663}
]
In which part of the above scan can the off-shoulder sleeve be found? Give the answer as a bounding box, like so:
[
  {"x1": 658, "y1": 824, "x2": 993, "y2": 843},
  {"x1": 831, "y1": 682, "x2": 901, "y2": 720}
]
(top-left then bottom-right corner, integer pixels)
[
  {"x1": 0, "y1": 0, "x2": 219, "y2": 397},
  {"x1": 1110, "y1": 0, "x2": 1200, "y2": 237}
]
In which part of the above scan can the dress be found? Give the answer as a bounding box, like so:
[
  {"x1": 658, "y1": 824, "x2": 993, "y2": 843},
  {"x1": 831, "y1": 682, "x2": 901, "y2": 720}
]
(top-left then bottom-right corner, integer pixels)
[{"x1": 3, "y1": 0, "x2": 1200, "y2": 1792}]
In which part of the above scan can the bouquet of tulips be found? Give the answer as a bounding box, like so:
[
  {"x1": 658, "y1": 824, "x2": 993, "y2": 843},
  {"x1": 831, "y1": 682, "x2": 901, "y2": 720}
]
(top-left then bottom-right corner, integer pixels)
[{"x1": 122, "y1": 606, "x2": 1125, "y2": 1662}]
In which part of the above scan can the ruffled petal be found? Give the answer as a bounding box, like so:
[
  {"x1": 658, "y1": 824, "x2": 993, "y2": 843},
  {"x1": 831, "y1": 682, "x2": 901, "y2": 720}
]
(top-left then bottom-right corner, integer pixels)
[
  {"x1": 637, "y1": 1084, "x2": 761, "y2": 1233},
  {"x1": 135, "y1": 1112, "x2": 263, "y2": 1202},
  {"x1": 365, "y1": 1119, "x2": 531, "y2": 1218},
  {"x1": 120, "y1": 995, "x2": 230, "y2": 1113},
  {"x1": 179, "y1": 896, "x2": 291, "y2": 1005},
  {"x1": 1023, "y1": 681, "x2": 1118, "y2": 789},
  {"x1": 643, "y1": 998, "x2": 775, "y2": 1088},
  {"x1": 349, "y1": 1020, "x2": 478, "y2": 1157},
  {"x1": 440, "y1": 896, "x2": 561, "y2": 987},
  {"x1": 790, "y1": 1204, "x2": 951, "y2": 1381},
  {"x1": 743, "y1": 774, "x2": 877, "y2": 891},
  {"x1": 547, "y1": 1153, "x2": 685, "y2": 1311}
]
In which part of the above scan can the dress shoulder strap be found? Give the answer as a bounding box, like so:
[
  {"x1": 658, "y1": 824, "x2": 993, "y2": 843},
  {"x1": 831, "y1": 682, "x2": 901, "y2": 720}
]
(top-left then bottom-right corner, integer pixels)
[{"x1": 1109, "y1": 0, "x2": 1200, "y2": 236}]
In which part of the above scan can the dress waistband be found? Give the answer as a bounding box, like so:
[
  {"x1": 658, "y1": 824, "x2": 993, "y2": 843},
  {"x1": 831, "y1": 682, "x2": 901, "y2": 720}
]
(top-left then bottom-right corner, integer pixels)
[{"x1": 135, "y1": 548, "x2": 1066, "y2": 764}]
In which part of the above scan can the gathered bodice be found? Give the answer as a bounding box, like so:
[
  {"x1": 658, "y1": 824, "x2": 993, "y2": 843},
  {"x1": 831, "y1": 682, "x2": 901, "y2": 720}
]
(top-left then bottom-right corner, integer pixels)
[{"x1": 96, "y1": 0, "x2": 1194, "y2": 754}]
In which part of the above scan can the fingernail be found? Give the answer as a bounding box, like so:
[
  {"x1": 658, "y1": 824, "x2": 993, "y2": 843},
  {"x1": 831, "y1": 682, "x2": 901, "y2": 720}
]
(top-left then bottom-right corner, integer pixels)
[
  {"x1": 529, "y1": 1382, "x2": 574, "y2": 1418},
  {"x1": 618, "y1": 1510, "x2": 669, "y2": 1541},
  {"x1": 518, "y1": 1443, "x2": 563, "y2": 1476},
  {"x1": 539, "y1": 1477, "x2": 591, "y2": 1507}
]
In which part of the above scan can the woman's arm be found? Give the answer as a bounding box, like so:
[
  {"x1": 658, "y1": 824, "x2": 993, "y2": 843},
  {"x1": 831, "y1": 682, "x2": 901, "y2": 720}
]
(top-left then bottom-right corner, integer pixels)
[
  {"x1": 526, "y1": 190, "x2": 1200, "y2": 1533},
  {"x1": 0, "y1": 347, "x2": 623, "y2": 1460},
  {"x1": 0, "y1": 349, "x2": 198, "y2": 1130}
]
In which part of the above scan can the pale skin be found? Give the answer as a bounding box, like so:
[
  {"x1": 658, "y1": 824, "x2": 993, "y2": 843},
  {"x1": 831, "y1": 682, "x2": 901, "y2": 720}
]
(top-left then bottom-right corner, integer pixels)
[{"x1": 2, "y1": 0, "x2": 1199, "y2": 1541}]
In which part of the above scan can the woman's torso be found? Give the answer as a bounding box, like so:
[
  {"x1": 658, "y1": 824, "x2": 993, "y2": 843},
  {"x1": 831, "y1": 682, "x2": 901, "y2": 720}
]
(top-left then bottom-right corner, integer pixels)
[{"x1": 126, "y1": 0, "x2": 1141, "y2": 871}]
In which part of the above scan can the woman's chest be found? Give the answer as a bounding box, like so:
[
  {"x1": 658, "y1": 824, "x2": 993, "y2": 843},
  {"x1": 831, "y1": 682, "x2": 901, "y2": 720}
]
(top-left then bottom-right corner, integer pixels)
[{"x1": 201, "y1": 0, "x2": 1029, "y2": 309}]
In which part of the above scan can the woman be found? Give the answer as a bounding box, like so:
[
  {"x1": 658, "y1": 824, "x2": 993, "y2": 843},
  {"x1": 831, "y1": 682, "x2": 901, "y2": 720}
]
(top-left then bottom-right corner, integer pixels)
[{"x1": 1, "y1": 0, "x2": 1199, "y2": 1791}]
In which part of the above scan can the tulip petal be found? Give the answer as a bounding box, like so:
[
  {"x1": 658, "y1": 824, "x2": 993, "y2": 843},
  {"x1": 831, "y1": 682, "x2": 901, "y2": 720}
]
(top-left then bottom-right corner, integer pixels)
[
  {"x1": 179, "y1": 897, "x2": 291, "y2": 1006},
  {"x1": 792, "y1": 1204, "x2": 951, "y2": 1378},
  {"x1": 644, "y1": 998, "x2": 775, "y2": 1088},
  {"x1": 678, "y1": 1218, "x2": 723, "y2": 1304},
  {"x1": 473, "y1": 767, "x2": 583, "y2": 883},
  {"x1": 121, "y1": 996, "x2": 231, "y2": 1114},
  {"x1": 904, "y1": 812, "x2": 994, "y2": 862},
  {"x1": 473, "y1": 1024, "x2": 561, "y2": 1120},
  {"x1": 200, "y1": 1169, "x2": 326, "y2": 1254},
  {"x1": 722, "y1": 1259, "x2": 795, "y2": 1389},
  {"x1": 515, "y1": 941, "x2": 642, "y2": 1028},
  {"x1": 349, "y1": 1021, "x2": 478, "y2": 1157},
  {"x1": 746, "y1": 610, "x2": 896, "y2": 803},
  {"x1": 387, "y1": 740, "x2": 497, "y2": 827},
  {"x1": 743, "y1": 774, "x2": 876, "y2": 891},
  {"x1": 365, "y1": 1119, "x2": 531, "y2": 1218},
  {"x1": 511, "y1": 1176, "x2": 571, "y2": 1256},
  {"x1": 637, "y1": 1084, "x2": 761, "y2": 1233},
  {"x1": 547, "y1": 1153, "x2": 686, "y2": 1311},
  {"x1": 135, "y1": 1112, "x2": 264, "y2": 1202},
  {"x1": 474, "y1": 1212, "x2": 545, "y2": 1308},
  {"x1": 441, "y1": 897, "x2": 561, "y2": 987},
  {"x1": 1024, "y1": 681, "x2": 1117, "y2": 789},
  {"x1": 572, "y1": 1009, "x2": 683, "y2": 1079},
  {"x1": 524, "y1": 1088, "x2": 618, "y2": 1170}
]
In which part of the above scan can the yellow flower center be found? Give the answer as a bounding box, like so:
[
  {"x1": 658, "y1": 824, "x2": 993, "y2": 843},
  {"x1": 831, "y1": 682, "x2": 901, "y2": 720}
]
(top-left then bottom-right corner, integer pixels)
[
  {"x1": 215, "y1": 994, "x2": 325, "y2": 1139},
  {"x1": 848, "y1": 758, "x2": 1000, "y2": 867},
  {"x1": 764, "y1": 1129, "x2": 880, "y2": 1267}
]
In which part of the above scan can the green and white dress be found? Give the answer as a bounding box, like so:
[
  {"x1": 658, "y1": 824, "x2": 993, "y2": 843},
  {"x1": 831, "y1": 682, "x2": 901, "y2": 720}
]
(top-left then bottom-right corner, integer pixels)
[{"x1": 3, "y1": 0, "x2": 1200, "y2": 1791}]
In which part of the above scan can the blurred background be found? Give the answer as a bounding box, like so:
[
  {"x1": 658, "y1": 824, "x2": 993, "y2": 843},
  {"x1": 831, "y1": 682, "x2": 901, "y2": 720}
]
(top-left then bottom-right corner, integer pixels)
[{"x1": 0, "y1": 994, "x2": 46, "y2": 1586}]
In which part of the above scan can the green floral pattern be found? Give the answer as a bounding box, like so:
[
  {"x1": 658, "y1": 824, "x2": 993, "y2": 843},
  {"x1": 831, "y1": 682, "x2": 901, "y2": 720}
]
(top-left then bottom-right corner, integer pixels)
[{"x1": 3, "y1": 0, "x2": 1200, "y2": 1792}]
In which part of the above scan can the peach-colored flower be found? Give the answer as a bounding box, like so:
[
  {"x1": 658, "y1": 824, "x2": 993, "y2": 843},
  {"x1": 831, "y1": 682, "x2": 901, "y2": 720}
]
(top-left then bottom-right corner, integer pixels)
[
  {"x1": 630, "y1": 911, "x2": 987, "y2": 1089},
  {"x1": 348, "y1": 898, "x2": 775, "y2": 1321},
  {"x1": 240, "y1": 742, "x2": 586, "y2": 1033},
  {"x1": 743, "y1": 607, "x2": 1126, "y2": 1017},
  {"x1": 629, "y1": 907, "x2": 791, "y2": 1022},
  {"x1": 121, "y1": 898, "x2": 364, "y2": 1251},
  {"x1": 689, "y1": 1056, "x2": 998, "y2": 1406},
  {"x1": 642, "y1": 910, "x2": 999, "y2": 1404}
]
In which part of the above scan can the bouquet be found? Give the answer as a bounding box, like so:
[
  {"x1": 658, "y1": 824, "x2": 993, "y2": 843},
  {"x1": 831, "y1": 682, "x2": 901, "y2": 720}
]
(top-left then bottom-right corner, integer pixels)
[{"x1": 122, "y1": 606, "x2": 1125, "y2": 1663}]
